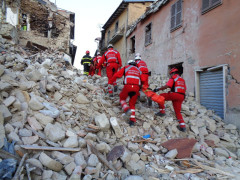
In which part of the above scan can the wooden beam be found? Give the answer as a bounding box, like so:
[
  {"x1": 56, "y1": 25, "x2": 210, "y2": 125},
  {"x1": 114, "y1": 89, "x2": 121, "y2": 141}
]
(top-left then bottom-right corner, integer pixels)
[
  {"x1": 20, "y1": 145, "x2": 80, "y2": 152},
  {"x1": 193, "y1": 160, "x2": 235, "y2": 177}
]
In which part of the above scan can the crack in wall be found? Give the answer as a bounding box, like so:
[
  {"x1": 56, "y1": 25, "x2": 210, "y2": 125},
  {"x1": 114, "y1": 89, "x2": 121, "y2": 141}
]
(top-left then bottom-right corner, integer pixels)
[{"x1": 228, "y1": 69, "x2": 240, "y2": 85}]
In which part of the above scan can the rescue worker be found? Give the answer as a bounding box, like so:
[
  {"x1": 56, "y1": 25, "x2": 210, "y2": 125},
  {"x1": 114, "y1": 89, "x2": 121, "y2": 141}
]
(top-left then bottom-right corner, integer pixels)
[
  {"x1": 93, "y1": 52, "x2": 102, "y2": 76},
  {"x1": 135, "y1": 53, "x2": 152, "y2": 106},
  {"x1": 154, "y1": 67, "x2": 187, "y2": 132},
  {"x1": 109, "y1": 60, "x2": 143, "y2": 126},
  {"x1": 97, "y1": 44, "x2": 122, "y2": 97},
  {"x1": 81, "y1": 50, "x2": 92, "y2": 76}
]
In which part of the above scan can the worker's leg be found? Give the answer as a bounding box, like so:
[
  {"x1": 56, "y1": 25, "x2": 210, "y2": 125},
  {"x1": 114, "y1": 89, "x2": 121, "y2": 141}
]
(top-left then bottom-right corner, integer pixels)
[
  {"x1": 97, "y1": 67, "x2": 102, "y2": 76},
  {"x1": 119, "y1": 86, "x2": 130, "y2": 113},
  {"x1": 156, "y1": 93, "x2": 171, "y2": 115},
  {"x1": 106, "y1": 66, "x2": 114, "y2": 95},
  {"x1": 84, "y1": 64, "x2": 89, "y2": 76},
  {"x1": 171, "y1": 94, "x2": 186, "y2": 131},
  {"x1": 128, "y1": 87, "x2": 140, "y2": 123},
  {"x1": 106, "y1": 63, "x2": 119, "y2": 95}
]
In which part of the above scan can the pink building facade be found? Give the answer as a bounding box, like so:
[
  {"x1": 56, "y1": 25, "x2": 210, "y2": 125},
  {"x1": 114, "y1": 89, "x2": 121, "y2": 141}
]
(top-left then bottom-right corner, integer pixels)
[{"x1": 126, "y1": 0, "x2": 240, "y2": 128}]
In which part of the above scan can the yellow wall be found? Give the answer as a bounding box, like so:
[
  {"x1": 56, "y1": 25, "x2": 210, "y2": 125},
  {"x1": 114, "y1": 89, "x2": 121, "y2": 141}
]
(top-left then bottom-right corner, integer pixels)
[{"x1": 103, "y1": 2, "x2": 152, "y2": 65}]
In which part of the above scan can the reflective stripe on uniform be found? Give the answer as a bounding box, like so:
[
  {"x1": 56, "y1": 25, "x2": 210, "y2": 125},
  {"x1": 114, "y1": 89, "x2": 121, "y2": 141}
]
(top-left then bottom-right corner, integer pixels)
[
  {"x1": 124, "y1": 75, "x2": 141, "y2": 85},
  {"x1": 123, "y1": 104, "x2": 128, "y2": 109},
  {"x1": 175, "y1": 86, "x2": 185, "y2": 92},
  {"x1": 173, "y1": 76, "x2": 180, "y2": 82},
  {"x1": 130, "y1": 115, "x2": 135, "y2": 118},
  {"x1": 120, "y1": 100, "x2": 126, "y2": 105}
]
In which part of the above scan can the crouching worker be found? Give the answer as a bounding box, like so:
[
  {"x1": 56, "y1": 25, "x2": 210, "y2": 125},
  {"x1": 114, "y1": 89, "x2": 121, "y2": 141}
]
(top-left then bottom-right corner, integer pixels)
[
  {"x1": 109, "y1": 60, "x2": 143, "y2": 126},
  {"x1": 154, "y1": 67, "x2": 187, "y2": 132}
]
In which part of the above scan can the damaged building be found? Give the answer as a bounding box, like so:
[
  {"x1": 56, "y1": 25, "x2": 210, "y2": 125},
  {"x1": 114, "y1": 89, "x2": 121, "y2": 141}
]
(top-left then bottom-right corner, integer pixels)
[
  {"x1": 0, "y1": 0, "x2": 76, "y2": 64},
  {"x1": 99, "y1": 0, "x2": 155, "y2": 64},
  {"x1": 125, "y1": 0, "x2": 240, "y2": 128}
]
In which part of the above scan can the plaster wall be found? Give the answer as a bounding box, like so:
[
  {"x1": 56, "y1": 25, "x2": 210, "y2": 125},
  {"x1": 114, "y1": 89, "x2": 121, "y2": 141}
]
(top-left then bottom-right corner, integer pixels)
[
  {"x1": 128, "y1": 3, "x2": 152, "y2": 25},
  {"x1": 127, "y1": 0, "x2": 240, "y2": 127},
  {"x1": 103, "y1": 2, "x2": 153, "y2": 65},
  {"x1": 104, "y1": 9, "x2": 127, "y2": 64},
  {"x1": 6, "y1": 7, "x2": 18, "y2": 26}
]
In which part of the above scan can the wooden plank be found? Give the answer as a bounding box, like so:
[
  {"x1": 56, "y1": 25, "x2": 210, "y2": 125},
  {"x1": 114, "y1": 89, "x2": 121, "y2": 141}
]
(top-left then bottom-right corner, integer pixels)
[
  {"x1": 20, "y1": 145, "x2": 80, "y2": 152},
  {"x1": 25, "y1": 125, "x2": 46, "y2": 139},
  {"x1": 131, "y1": 139, "x2": 157, "y2": 144},
  {"x1": 88, "y1": 124, "x2": 100, "y2": 130},
  {"x1": 12, "y1": 153, "x2": 28, "y2": 180},
  {"x1": 193, "y1": 160, "x2": 235, "y2": 177}
]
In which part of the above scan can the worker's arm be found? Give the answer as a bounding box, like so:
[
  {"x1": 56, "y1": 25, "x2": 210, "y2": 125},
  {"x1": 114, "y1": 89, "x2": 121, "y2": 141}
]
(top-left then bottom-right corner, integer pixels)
[
  {"x1": 109, "y1": 67, "x2": 124, "y2": 84},
  {"x1": 154, "y1": 85, "x2": 169, "y2": 92},
  {"x1": 97, "y1": 55, "x2": 105, "y2": 68},
  {"x1": 154, "y1": 77, "x2": 174, "y2": 92}
]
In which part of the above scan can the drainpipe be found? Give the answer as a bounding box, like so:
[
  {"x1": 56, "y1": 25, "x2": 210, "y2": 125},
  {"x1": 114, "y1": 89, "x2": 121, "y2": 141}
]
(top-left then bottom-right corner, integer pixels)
[{"x1": 125, "y1": 4, "x2": 129, "y2": 65}]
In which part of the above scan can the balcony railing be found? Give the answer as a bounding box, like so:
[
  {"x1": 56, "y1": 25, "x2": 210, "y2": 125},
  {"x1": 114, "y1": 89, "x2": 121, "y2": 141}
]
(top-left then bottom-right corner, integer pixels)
[{"x1": 108, "y1": 25, "x2": 125, "y2": 44}]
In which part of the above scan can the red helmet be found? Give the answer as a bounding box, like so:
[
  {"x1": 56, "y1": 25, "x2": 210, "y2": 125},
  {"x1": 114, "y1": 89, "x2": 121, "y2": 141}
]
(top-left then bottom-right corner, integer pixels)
[
  {"x1": 86, "y1": 50, "x2": 90, "y2": 54},
  {"x1": 169, "y1": 68, "x2": 178, "y2": 74}
]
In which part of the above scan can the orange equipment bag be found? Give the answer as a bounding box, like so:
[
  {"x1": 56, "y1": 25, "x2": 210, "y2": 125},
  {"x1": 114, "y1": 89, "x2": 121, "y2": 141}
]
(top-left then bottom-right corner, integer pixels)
[{"x1": 142, "y1": 87, "x2": 165, "y2": 106}]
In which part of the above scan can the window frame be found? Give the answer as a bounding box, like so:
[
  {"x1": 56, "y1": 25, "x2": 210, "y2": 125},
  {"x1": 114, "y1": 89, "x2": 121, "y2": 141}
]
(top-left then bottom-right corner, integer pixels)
[
  {"x1": 170, "y1": 0, "x2": 183, "y2": 32},
  {"x1": 107, "y1": 30, "x2": 110, "y2": 43},
  {"x1": 201, "y1": 0, "x2": 222, "y2": 14},
  {"x1": 145, "y1": 22, "x2": 152, "y2": 46},
  {"x1": 115, "y1": 21, "x2": 119, "y2": 33},
  {"x1": 130, "y1": 36, "x2": 135, "y2": 53}
]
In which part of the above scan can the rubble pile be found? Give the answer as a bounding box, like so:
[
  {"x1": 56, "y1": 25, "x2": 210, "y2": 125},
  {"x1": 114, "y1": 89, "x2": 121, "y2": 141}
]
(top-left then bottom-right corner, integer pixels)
[{"x1": 0, "y1": 35, "x2": 240, "y2": 180}]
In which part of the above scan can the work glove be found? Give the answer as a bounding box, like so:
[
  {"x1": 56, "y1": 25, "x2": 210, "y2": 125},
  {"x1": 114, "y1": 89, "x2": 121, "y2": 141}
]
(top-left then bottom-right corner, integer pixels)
[{"x1": 153, "y1": 88, "x2": 159, "y2": 92}]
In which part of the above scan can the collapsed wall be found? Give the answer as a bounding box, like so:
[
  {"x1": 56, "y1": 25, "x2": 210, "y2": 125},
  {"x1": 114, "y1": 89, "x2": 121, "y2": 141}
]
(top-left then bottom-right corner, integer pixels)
[{"x1": 0, "y1": 35, "x2": 240, "y2": 179}]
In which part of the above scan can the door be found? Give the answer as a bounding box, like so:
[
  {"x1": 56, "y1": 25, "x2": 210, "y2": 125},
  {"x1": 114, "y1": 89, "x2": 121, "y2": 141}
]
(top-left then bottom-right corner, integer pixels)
[{"x1": 199, "y1": 68, "x2": 224, "y2": 119}]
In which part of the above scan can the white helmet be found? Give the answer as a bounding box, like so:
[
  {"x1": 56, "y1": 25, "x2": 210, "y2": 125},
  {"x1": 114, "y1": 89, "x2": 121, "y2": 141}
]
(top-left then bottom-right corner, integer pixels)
[
  {"x1": 128, "y1": 60, "x2": 136, "y2": 66},
  {"x1": 135, "y1": 53, "x2": 141, "y2": 60},
  {"x1": 107, "y1": 44, "x2": 113, "y2": 48}
]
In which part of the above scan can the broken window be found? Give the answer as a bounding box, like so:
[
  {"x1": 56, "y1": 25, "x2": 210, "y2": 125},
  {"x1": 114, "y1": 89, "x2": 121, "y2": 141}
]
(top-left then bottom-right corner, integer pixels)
[
  {"x1": 145, "y1": 23, "x2": 152, "y2": 46},
  {"x1": 168, "y1": 62, "x2": 183, "y2": 75},
  {"x1": 21, "y1": 13, "x2": 27, "y2": 31},
  {"x1": 115, "y1": 21, "x2": 119, "y2": 33},
  {"x1": 202, "y1": 0, "x2": 222, "y2": 14},
  {"x1": 130, "y1": 36, "x2": 135, "y2": 53},
  {"x1": 70, "y1": 13, "x2": 75, "y2": 39},
  {"x1": 70, "y1": 26, "x2": 74, "y2": 39},
  {"x1": 170, "y1": 0, "x2": 182, "y2": 32}
]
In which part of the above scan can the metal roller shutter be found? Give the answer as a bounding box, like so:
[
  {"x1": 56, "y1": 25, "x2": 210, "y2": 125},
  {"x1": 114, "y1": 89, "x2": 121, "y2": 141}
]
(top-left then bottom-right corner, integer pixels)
[{"x1": 199, "y1": 69, "x2": 224, "y2": 118}]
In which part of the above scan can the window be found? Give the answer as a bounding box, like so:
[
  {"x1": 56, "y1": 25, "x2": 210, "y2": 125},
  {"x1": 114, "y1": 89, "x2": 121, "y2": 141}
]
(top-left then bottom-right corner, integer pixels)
[
  {"x1": 107, "y1": 30, "x2": 110, "y2": 43},
  {"x1": 130, "y1": 36, "x2": 135, "y2": 53},
  {"x1": 202, "y1": 0, "x2": 222, "y2": 14},
  {"x1": 170, "y1": 0, "x2": 182, "y2": 32},
  {"x1": 70, "y1": 25, "x2": 74, "y2": 39},
  {"x1": 115, "y1": 21, "x2": 119, "y2": 33},
  {"x1": 168, "y1": 62, "x2": 183, "y2": 75},
  {"x1": 145, "y1": 23, "x2": 152, "y2": 46}
]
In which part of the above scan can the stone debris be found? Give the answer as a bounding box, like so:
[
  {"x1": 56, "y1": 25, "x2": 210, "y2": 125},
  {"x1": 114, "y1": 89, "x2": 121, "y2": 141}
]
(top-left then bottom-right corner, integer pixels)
[{"x1": 0, "y1": 35, "x2": 240, "y2": 180}]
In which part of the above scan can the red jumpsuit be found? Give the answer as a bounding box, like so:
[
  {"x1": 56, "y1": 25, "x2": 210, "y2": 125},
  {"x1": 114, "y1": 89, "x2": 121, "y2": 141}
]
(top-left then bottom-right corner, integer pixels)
[
  {"x1": 93, "y1": 55, "x2": 102, "y2": 76},
  {"x1": 98, "y1": 48, "x2": 122, "y2": 95},
  {"x1": 158, "y1": 74, "x2": 187, "y2": 129},
  {"x1": 136, "y1": 59, "x2": 149, "y2": 89},
  {"x1": 110, "y1": 65, "x2": 143, "y2": 123}
]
